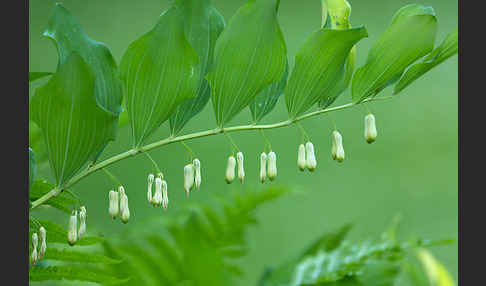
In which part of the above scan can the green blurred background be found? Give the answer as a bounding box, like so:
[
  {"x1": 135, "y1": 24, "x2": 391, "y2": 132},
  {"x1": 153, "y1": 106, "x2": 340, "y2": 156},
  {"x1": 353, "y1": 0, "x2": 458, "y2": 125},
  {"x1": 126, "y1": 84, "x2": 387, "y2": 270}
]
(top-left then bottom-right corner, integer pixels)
[{"x1": 29, "y1": 0, "x2": 458, "y2": 285}]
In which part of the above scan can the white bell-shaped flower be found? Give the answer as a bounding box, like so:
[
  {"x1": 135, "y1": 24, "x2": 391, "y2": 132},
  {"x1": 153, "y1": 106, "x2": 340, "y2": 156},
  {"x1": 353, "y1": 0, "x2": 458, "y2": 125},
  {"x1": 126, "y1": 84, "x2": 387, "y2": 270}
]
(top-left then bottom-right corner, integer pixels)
[
  {"x1": 108, "y1": 190, "x2": 119, "y2": 219},
  {"x1": 259, "y1": 152, "x2": 267, "y2": 183},
  {"x1": 162, "y1": 180, "x2": 169, "y2": 210},
  {"x1": 152, "y1": 177, "x2": 163, "y2": 207},
  {"x1": 39, "y1": 226, "x2": 46, "y2": 259},
  {"x1": 332, "y1": 131, "x2": 345, "y2": 162},
  {"x1": 119, "y1": 188, "x2": 130, "y2": 224},
  {"x1": 305, "y1": 142, "x2": 317, "y2": 171},
  {"x1": 183, "y1": 164, "x2": 195, "y2": 196},
  {"x1": 147, "y1": 173, "x2": 154, "y2": 203},
  {"x1": 78, "y1": 206, "x2": 87, "y2": 239},
  {"x1": 297, "y1": 144, "x2": 306, "y2": 171},
  {"x1": 364, "y1": 113, "x2": 377, "y2": 144},
  {"x1": 31, "y1": 232, "x2": 38, "y2": 264},
  {"x1": 225, "y1": 156, "x2": 236, "y2": 184},
  {"x1": 67, "y1": 210, "x2": 78, "y2": 245},
  {"x1": 236, "y1": 152, "x2": 245, "y2": 183},
  {"x1": 193, "y1": 158, "x2": 201, "y2": 190},
  {"x1": 267, "y1": 151, "x2": 277, "y2": 181}
]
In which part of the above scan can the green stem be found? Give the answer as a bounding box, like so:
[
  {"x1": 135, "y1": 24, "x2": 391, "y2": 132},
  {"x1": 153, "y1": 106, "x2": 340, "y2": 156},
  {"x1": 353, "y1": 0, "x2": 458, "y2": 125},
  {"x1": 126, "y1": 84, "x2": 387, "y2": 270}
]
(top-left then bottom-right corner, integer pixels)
[
  {"x1": 102, "y1": 168, "x2": 122, "y2": 187},
  {"x1": 143, "y1": 151, "x2": 162, "y2": 174},
  {"x1": 30, "y1": 96, "x2": 394, "y2": 210}
]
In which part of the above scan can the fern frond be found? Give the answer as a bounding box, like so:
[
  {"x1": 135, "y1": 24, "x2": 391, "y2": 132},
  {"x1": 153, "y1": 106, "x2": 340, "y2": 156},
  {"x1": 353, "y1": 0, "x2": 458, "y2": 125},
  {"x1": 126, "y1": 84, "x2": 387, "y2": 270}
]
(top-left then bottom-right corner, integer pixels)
[
  {"x1": 29, "y1": 265, "x2": 129, "y2": 285},
  {"x1": 43, "y1": 247, "x2": 122, "y2": 264}
]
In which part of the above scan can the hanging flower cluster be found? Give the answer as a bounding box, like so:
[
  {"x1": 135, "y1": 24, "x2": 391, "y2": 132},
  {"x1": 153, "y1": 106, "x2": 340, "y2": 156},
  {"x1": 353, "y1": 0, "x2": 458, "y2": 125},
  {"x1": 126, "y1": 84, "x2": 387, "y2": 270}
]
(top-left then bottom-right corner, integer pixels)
[
  {"x1": 108, "y1": 187, "x2": 130, "y2": 223},
  {"x1": 67, "y1": 206, "x2": 88, "y2": 245},
  {"x1": 30, "y1": 226, "x2": 47, "y2": 265}
]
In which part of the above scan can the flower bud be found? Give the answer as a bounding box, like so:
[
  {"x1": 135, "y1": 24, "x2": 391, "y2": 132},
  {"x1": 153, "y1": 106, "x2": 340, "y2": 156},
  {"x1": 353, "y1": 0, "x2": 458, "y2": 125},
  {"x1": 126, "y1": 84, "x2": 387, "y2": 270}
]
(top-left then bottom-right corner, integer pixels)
[
  {"x1": 259, "y1": 152, "x2": 267, "y2": 183},
  {"x1": 225, "y1": 156, "x2": 236, "y2": 184},
  {"x1": 267, "y1": 151, "x2": 277, "y2": 181},
  {"x1": 78, "y1": 206, "x2": 87, "y2": 239},
  {"x1": 297, "y1": 144, "x2": 306, "y2": 171},
  {"x1": 193, "y1": 158, "x2": 201, "y2": 190},
  {"x1": 364, "y1": 113, "x2": 377, "y2": 144},
  {"x1": 31, "y1": 232, "x2": 38, "y2": 264},
  {"x1": 332, "y1": 130, "x2": 345, "y2": 162},
  {"x1": 108, "y1": 190, "x2": 119, "y2": 219},
  {"x1": 120, "y1": 192, "x2": 130, "y2": 224},
  {"x1": 305, "y1": 142, "x2": 317, "y2": 171},
  {"x1": 147, "y1": 173, "x2": 154, "y2": 203},
  {"x1": 162, "y1": 180, "x2": 169, "y2": 210},
  {"x1": 39, "y1": 226, "x2": 46, "y2": 259},
  {"x1": 152, "y1": 177, "x2": 163, "y2": 207},
  {"x1": 184, "y1": 164, "x2": 195, "y2": 196},
  {"x1": 67, "y1": 211, "x2": 78, "y2": 245},
  {"x1": 236, "y1": 152, "x2": 245, "y2": 183}
]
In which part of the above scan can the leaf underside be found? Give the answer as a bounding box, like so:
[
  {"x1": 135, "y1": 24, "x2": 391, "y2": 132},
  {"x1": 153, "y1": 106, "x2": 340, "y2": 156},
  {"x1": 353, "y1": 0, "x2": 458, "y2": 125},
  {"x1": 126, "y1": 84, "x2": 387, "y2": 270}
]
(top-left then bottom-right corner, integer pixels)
[
  {"x1": 207, "y1": 0, "x2": 287, "y2": 127},
  {"x1": 119, "y1": 4, "x2": 200, "y2": 147},
  {"x1": 285, "y1": 26, "x2": 368, "y2": 118},
  {"x1": 169, "y1": 0, "x2": 226, "y2": 136},
  {"x1": 351, "y1": 4, "x2": 438, "y2": 103}
]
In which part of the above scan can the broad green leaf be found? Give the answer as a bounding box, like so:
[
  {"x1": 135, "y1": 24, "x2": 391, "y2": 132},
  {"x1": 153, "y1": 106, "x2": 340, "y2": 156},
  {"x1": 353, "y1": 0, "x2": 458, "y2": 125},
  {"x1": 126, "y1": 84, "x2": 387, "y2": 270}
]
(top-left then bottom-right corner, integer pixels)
[
  {"x1": 285, "y1": 26, "x2": 367, "y2": 118},
  {"x1": 43, "y1": 248, "x2": 122, "y2": 264},
  {"x1": 319, "y1": 0, "x2": 356, "y2": 108},
  {"x1": 169, "y1": 0, "x2": 226, "y2": 135},
  {"x1": 394, "y1": 28, "x2": 458, "y2": 94},
  {"x1": 207, "y1": 0, "x2": 287, "y2": 127},
  {"x1": 29, "y1": 148, "x2": 35, "y2": 190},
  {"x1": 44, "y1": 3, "x2": 123, "y2": 116},
  {"x1": 416, "y1": 248, "x2": 456, "y2": 286},
  {"x1": 29, "y1": 180, "x2": 78, "y2": 213},
  {"x1": 30, "y1": 53, "x2": 117, "y2": 187},
  {"x1": 119, "y1": 4, "x2": 200, "y2": 147},
  {"x1": 29, "y1": 266, "x2": 129, "y2": 285},
  {"x1": 351, "y1": 4, "x2": 437, "y2": 103},
  {"x1": 249, "y1": 59, "x2": 289, "y2": 123},
  {"x1": 29, "y1": 72, "x2": 52, "y2": 82}
]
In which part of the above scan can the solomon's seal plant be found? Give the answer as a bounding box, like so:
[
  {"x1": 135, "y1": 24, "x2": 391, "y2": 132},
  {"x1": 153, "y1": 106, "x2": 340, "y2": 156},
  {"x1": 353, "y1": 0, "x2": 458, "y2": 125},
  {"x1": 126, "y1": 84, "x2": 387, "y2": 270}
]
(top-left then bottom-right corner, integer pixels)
[{"x1": 28, "y1": 0, "x2": 457, "y2": 284}]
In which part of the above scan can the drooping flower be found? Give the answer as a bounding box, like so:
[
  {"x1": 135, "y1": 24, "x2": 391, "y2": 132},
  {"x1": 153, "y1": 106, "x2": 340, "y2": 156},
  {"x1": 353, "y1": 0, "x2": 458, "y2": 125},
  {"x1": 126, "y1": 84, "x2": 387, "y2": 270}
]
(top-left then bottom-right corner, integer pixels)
[
  {"x1": 225, "y1": 156, "x2": 236, "y2": 184},
  {"x1": 364, "y1": 113, "x2": 377, "y2": 144},
  {"x1": 305, "y1": 142, "x2": 317, "y2": 171},
  {"x1": 236, "y1": 152, "x2": 245, "y2": 183},
  {"x1": 152, "y1": 177, "x2": 163, "y2": 207},
  {"x1": 108, "y1": 190, "x2": 119, "y2": 219},
  {"x1": 67, "y1": 210, "x2": 78, "y2": 245},
  {"x1": 147, "y1": 173, "x2": 155, "y2": 203},
  {"x1": 260, "y1": 152, "x2": 267, "y2": 183},
  {"x1": 119, "y1": 186, "x2": 130, "y2": 224},
  {"x1": 39, "y1": 226, "x2": 46, "y2": 259},
  {"x1": 332, "y1": 130, "x2": 345, "y2": 162},
  {"x1": 78, "y1": 206, "x2": 87, "y2": 239},
  {"x1": 162, "y1": 179, "x2": 169, "y2": 210},
  {"x1": 184, "y1": 164, "x2": 195, "y2": 196},
  {"x1": 268, "y1": 151, "x2": 277, "y2": 181},
  {"x1": 193, "y1": 158, "x2": 201, "y2": 190},
  {"x1": 297, "y1": 144, "x2": 306, "y2": 171},
  {"x1": 31, "y1": 232, "x2": 38, "y2": 264}
]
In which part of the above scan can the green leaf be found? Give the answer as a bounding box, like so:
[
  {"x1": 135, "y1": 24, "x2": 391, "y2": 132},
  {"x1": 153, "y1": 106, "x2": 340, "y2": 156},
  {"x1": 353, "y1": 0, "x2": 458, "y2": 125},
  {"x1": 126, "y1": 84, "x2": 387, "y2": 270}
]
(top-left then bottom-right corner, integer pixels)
[
  {"x1": 43, "y1": 248, "x2": 122, "y2": 264},
  {"x1": 44, "y1": 3, "x2": 123, "y2": 116},
  {"x1": 30, "y1": 53, "x2": 117, "y2": 187},
  {"x1": 119, "y1": 4, "x2": 200, "y2": 147},
  {"x1": 29, "y1": 266, "x2": 129, "y2": 285},
  {"x1": 416, "y1": 248, "x2": 456, "y2": 286},
  {"x1": 29, "y1": 148, "x2": 35, "y2": 190},
  {"x1": 318, "y1": 0, "x2": 356, "y2": 109},
  {"x1": 351, "y1": 4, "x2": 437, "y2": 103},
  {"x1": 285, "y1": 26, "x2": 367, "y2": 118},
  {"x1": 29, "y1": 180, "x2": 78, "y2": 213},
  {"x1": 29, "y1": 72, "x2": 52, "y2": 82},
  {"x1": 207, "y1": 0, "x2": 287, "y2": 127},
  {"x1": 302, "y1": 223, "x2": 352, "y2": 256},
  {"x1": 249, "y1": 59, "x2": 289, "y2": 123},
  {"x1": 169, "y1": 0, "x2": 226, "y2": 135},
  {"x1": 394, "y1": 28, "x2": 458, "y2": 94}
]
